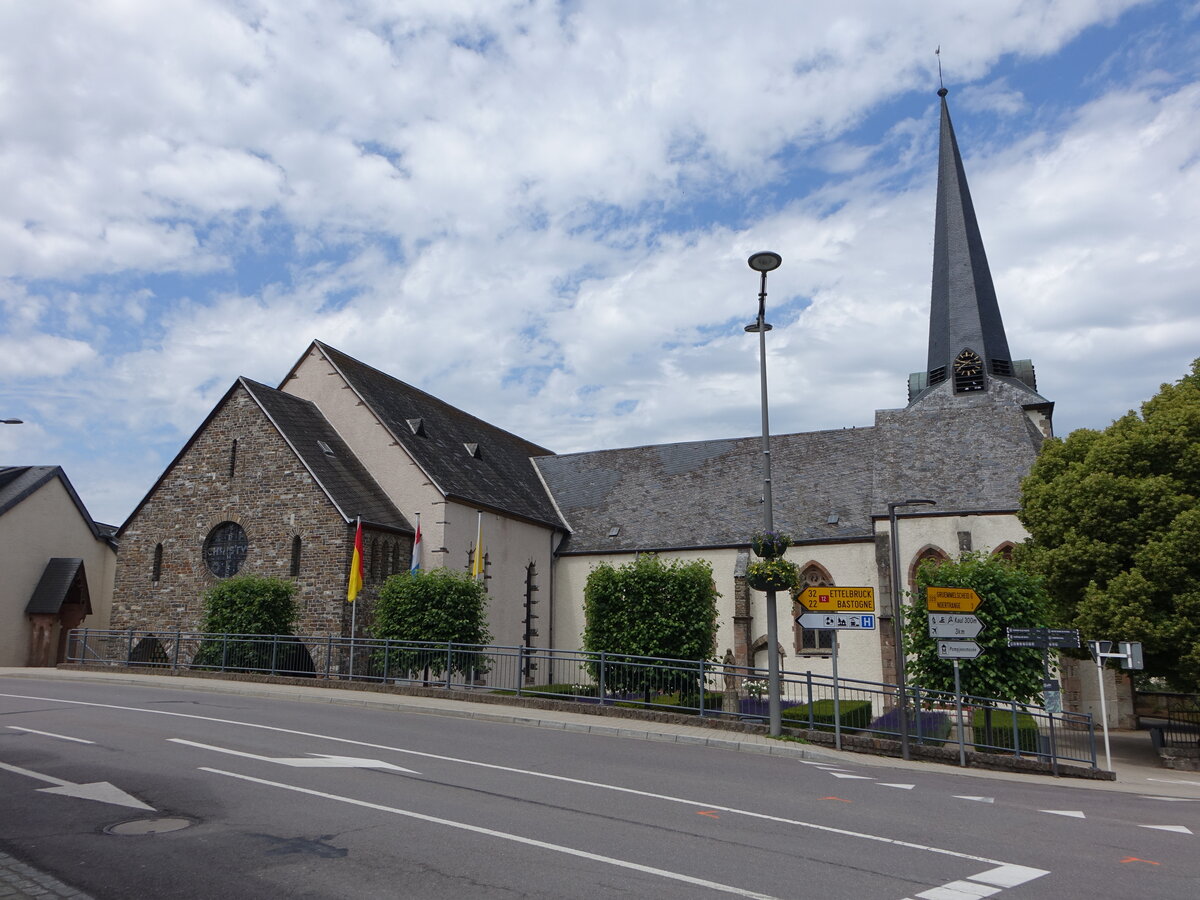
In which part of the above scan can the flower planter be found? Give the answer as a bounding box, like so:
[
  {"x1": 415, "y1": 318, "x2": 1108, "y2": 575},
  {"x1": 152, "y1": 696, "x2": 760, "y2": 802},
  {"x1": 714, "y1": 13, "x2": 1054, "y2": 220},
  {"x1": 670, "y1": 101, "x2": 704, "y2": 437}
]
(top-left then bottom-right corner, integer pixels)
[{"x1": 751, "y1": 532, "x2": 791, "y2": 559}]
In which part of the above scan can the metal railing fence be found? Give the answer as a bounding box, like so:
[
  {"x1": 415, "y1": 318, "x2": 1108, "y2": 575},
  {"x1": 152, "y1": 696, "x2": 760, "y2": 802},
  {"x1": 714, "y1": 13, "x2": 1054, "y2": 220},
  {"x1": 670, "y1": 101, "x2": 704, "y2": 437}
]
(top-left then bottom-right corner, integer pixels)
[{"x1": 66, "y1": 628, "x2": 1096, "y2": 769}]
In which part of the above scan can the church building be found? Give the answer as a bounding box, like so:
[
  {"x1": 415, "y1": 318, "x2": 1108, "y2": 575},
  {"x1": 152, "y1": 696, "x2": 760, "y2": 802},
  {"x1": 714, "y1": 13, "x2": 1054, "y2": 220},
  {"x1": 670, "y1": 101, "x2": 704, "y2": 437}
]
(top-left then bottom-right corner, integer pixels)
[{"x1": 110, "y1": 88, "x2": 1051, "y2": 688}]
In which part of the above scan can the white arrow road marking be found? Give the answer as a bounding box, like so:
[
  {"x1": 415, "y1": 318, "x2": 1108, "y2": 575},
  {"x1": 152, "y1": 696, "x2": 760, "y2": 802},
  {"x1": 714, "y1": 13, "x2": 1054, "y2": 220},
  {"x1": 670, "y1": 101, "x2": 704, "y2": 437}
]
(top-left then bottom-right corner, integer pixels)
[
  {"x1": 0, "y1": 760, "x2": 153, "y2": 810},
  {"x1": 7, "y1": 726, "x2": 94, "y2": 744},
  {"x1": 1040, "y1": 810, "x2": 1086, "y2": 818},
  {"x1": 878, "y1": 783, "x2": 915, "y2": 790},
  {"x1": 201, "y1": 767, "x2": 787, "y2": 900},
  {"x1": 168, "y1": 738, "x2": 420, "y2": 773},
  {"x1": 954, "y1": 796, "x2": 994, "y2": 803},
  {"x1": 1137, "y1": 824, "x2": 1193, "y2": 834},
  {"x1": 829, "y1": 773, "x2": 872, "y2": 780}
]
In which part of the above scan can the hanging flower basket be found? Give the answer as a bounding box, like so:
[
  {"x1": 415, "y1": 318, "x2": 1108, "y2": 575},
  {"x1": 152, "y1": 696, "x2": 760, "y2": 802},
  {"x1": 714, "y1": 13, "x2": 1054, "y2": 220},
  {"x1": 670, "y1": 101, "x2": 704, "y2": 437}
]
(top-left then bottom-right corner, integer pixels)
[
  {"x1": 746, "y1": 558, "x2": 798, "y2": 592},
  {"x1": 751, "y1": 531, "x2": 792, "y2": 559}
]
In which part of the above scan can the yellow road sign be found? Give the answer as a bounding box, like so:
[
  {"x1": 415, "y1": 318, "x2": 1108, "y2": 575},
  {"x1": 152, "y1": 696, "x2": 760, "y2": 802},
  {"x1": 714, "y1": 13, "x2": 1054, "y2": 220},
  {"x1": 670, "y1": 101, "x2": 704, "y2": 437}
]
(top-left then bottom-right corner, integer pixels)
[
  {"x1": 795, "y1": 586, "x2": 875, "y2": 613},
  {"x1": 926, "y1": 586, "x2": 982, "y2": 612}
]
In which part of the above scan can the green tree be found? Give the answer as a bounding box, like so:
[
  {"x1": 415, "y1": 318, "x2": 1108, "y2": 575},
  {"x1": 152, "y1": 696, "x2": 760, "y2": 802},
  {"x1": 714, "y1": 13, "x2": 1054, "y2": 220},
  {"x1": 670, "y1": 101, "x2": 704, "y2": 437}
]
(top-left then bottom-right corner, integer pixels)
[
  {"x1": 192, "y1": 575, "x2": 301, "y2": 672},
  {"x1": 582, "y1": 554, "x2": 719, "y2": 696},
  {"x1": 373, "y1": 569, "x2": 492, "y2": 678},
  {"x1": 905, "y1": 552, "x2": 1051, "y2": 703},
  {"x1": 1018, "y1": 359, "x2": 1200, "y2": 689}
]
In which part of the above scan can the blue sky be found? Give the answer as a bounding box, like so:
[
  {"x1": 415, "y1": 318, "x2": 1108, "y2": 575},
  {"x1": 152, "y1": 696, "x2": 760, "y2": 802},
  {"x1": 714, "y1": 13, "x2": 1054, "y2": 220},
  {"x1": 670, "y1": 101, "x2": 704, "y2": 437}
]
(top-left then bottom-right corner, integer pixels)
[{"x1": 2, "y1": 1, "x2": 1199, "y2": 525}]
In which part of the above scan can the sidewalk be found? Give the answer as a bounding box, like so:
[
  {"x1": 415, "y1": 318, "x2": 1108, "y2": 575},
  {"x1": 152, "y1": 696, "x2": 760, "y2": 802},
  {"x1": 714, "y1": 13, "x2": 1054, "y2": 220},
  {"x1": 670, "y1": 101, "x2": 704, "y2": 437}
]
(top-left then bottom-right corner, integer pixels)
[{"x1": 2, "y1": 667, "x2": 1197, "y2": 800}]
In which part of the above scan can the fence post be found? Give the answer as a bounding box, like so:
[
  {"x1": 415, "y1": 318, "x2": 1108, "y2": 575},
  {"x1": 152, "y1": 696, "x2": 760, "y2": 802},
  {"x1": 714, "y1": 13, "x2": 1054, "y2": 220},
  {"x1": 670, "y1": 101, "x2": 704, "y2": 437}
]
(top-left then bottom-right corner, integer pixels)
[
  {"x1": 271, "y1": 634, "x2": 279, "y2": 674},
  {"x1": 325, "y1": 634, "x2": 333, "y2": 678},
  {"x1": 698, "y1": 659, "x2": 705, "y2": 717},
  {"x1": 1010, "y1": 701, "x2": 1021, "y2": 759},
  {"x1": 913, "y1": 684, "x2": 923, "y2": 743},
  {"x1": 806, "y1": 671, "x2": 815, "y2": 730},
  {"x1": 517, "y1": 647, "x2": 525, "y2": 697},
  {"x1": 446, "y1": 641, "x2": 453, "y2": 689},
  {"x1": 599, "y1": 652, "x2": 606, "y2": 705},
  {"x1": 126, "y1": 628, "x2": 134, "y2": 665},
  {"x1": 221, "y1": 632, "x2": 229, "y2": 671},
  {"x1": 383, "y1": 640, "x2": 390, "y2": 684},
  {"x1": 172, "y1": 628, "x2": 181, "y2": 670}
]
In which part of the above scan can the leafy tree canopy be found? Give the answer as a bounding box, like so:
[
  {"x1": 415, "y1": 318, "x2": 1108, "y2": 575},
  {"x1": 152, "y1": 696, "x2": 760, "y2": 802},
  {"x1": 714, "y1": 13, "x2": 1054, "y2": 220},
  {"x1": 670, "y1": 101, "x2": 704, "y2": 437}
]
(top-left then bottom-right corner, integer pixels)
[
  {"x1": 905, "y1": 552, "x2": 1051, "y2": 703},
  {"x1": 199, "y1": 575, "x2": 298, "y2": 636},
  {"x1": 1018, "y1": 359, "x2": 1200, "y2": 689},
  {"x1": 582, "y1": 554, "x2": 719, "y2": 663},
  {"x1": 374, "y1": 569, "x2": 492, "y2": 647}
]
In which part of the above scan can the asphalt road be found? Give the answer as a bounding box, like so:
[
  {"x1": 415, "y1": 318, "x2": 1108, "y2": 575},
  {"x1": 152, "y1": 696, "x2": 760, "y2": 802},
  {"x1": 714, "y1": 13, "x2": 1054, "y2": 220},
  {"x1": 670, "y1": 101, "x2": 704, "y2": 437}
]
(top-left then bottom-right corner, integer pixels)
[{"x1": 1, "y1": 675, "x2": 1197, "y2": 899}]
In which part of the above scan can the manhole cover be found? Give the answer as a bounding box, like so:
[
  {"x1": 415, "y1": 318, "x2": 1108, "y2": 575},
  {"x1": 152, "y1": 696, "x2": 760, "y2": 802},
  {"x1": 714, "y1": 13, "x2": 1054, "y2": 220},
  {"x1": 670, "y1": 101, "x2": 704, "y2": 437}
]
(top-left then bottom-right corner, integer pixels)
[{"x1": 106, "y1": 817, "x2": 194, "y2": 835}]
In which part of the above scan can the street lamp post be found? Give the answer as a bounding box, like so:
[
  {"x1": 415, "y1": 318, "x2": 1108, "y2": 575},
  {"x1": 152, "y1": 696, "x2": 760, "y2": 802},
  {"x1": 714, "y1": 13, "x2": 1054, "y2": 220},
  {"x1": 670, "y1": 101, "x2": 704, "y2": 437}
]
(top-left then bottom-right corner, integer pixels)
[
  {"x1": 746, "y1": 250, "x2": 783, "y2": 737},
  {"x1": 887, "y1": 497, "x2": 936, "y2": 760}
]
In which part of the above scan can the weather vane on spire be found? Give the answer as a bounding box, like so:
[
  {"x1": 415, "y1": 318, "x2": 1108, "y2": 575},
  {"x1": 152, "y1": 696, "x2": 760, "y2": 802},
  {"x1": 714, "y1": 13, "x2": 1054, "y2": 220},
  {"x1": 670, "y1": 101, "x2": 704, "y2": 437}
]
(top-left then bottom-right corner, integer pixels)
[{"x1": 936, "y1": 45, "x2": 947, "y2": 95}]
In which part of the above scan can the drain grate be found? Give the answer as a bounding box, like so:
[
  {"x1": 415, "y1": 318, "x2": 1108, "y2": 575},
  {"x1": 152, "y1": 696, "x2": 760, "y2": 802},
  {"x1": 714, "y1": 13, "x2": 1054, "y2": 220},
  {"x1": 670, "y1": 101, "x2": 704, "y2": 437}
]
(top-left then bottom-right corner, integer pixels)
[{"x1": 105, "y1": 817, "x2": 194, "y2": 835}]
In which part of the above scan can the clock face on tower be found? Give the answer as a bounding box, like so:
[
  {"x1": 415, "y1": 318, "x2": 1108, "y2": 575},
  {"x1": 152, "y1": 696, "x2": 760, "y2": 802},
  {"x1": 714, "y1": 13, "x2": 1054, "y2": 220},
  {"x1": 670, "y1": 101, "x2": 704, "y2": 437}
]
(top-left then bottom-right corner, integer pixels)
[{"x1": 954, "y1": 349, "x2": 983, "y2": 377}]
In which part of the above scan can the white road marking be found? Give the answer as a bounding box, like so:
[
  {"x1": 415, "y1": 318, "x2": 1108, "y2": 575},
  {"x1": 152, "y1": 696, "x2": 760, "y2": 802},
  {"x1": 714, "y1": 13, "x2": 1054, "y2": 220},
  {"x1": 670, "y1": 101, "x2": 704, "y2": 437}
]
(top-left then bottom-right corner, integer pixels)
[
  {"x1": 954, "y1": 796, "x2": 994, "y2": 803},
  {"x1": 0, "y1": 691, "x2": 1030, "y2": 869},
  {"x1": 1147, "y1": 777, "x2": 1200, "y2": 787},
  {"x1": 1137, "y1": 824, "x2": 1192, "y2": 834},
  {"x1": 6, "y1": 726, "x2": 94, "y2": 744},
  {"x1": 0, "y1": 760, "x2": 153, "y2": 810},
  {"x1": 167, "y1": 738, "x2": 420, "y2": 772},
  {"x1": 878, "y1": 783, "x2": 915, "y2": 790},
  {"x1": 200, "y1": 767, "x2": 787, "y2": 900},
  {"x1": 1040, "y1": 810, "x2": 1086, "y2": 818},
  {"x1": 1140, "y1": 795, "x2": 1200, "y2": 802},
  {"x1": 968, "y1": 864, "x2": 1052, "y2": 887},
  {"x1": 916, "y1": 879, "x2": 1001, "y2": 899},
  {"x1": 830, "y1": 773, "x2": 873, "y2": 780}
]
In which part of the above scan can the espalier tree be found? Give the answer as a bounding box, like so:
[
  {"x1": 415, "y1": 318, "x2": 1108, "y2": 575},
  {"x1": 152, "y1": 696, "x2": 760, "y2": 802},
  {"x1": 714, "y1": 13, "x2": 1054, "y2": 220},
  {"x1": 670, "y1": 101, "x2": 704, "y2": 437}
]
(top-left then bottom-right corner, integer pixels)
[
  {"x1": 582, "y1": 554, "x2": 719, "y2": 697},
  {"x1": 904, "y1": 552, "x2": 1051, "y2": 703},
  {"x1": 1017, "y1": 359, "x2": 1200, "y2": 690}
]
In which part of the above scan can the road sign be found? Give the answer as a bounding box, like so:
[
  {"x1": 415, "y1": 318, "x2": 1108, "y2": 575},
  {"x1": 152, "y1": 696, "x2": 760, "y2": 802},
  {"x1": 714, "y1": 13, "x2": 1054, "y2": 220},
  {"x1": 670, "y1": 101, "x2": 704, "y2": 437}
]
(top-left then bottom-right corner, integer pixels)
[
  {"x1": 794, "y1": 586, "x2": 875, "y2": 613},
  {"x1": 926, "y1": 587, "x2": 982, "y2": 612},
  {"x1": 928, "y1": 613, "x2": 983, "y2": 639},
  {"x1": 937, "y1": 640, "x2": 983, "y2": 660},
  {"x1": 1009, "y1": 627, "x2": 1080, "y2": 649},
  {"x1": 795, "y1": 613, "x2": 876, "y2": 630},
  {"x1": 1119, "y1": 641, "x2": 1145, "y2": 670}
]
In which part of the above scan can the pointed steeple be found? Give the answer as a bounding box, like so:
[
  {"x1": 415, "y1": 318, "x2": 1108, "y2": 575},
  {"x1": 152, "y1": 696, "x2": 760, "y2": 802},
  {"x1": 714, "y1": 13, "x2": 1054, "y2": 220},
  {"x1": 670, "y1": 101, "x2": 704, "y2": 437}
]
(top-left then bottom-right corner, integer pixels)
[{"x1": 910, "y1": 87, "x2": 1039, "y2": 403}]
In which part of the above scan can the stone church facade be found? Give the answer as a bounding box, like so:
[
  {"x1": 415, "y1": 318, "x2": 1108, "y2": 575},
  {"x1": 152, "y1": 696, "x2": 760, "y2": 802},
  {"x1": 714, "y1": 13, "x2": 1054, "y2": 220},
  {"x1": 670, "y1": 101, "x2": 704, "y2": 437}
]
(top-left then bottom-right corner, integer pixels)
[{"x1": 110, "y1": 88, "x2": 1052, "y2": 689}]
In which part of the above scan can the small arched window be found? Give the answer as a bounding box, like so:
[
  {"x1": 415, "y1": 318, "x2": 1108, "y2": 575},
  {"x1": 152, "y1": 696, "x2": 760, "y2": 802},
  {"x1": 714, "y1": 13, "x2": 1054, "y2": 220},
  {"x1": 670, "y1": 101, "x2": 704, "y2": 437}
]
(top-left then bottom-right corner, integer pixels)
[
  {"x1": 229, "y1": 439, "x2": 238, "y2": 477},
  {"x1": 290, "y1": 535, "x2": 302, "y2": 576},
  {"x1": 909, "y1": 546, "x2": 951, "y2": 589},
  {"x1": 152, "y1": 543, "x2": 163, "y2": 582}
]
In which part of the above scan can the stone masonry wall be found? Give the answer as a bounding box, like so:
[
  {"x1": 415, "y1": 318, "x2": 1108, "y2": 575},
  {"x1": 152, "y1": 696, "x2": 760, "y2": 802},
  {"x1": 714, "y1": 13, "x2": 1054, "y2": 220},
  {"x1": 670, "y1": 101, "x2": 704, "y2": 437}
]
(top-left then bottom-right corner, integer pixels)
[{"x1": 111, "y1": 385, "x2": 407, "y2": 636}]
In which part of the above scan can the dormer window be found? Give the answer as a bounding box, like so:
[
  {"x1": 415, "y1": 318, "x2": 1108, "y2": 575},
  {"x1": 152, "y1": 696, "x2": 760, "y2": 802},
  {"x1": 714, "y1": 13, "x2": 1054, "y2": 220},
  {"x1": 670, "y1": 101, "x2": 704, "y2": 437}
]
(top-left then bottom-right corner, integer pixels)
[{"x1": 953, "y1": 349, "x2": 986, "y2": 393}]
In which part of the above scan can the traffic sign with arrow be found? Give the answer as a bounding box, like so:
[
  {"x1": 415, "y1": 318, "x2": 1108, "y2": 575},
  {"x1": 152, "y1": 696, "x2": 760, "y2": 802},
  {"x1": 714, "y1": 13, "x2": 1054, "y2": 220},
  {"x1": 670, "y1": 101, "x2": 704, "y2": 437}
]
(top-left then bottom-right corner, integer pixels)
[
  {"x1": 794, "y1": 586, "x2": 875, "y2": 612},
  {"x1": 928, "y1": 613, "x2": 983, "y2": 639},
  {"x1": 926, "y1": 587, "x2": 982, "y2": 612},
  {"x1": 795, "y1": 612, "x2": 876, "y2": 630},
  {"x1": 937, "y1": 640, "x2": 983, "y2": 660}
]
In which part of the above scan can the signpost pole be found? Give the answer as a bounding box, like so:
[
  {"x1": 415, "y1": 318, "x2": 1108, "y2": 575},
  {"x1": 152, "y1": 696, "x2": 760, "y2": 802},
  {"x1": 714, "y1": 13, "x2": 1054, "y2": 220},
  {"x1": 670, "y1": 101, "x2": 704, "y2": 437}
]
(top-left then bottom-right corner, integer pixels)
[
  {"x1": 1095, "y1": 651, "x2": 1112, "y2": 772},
  {"x1": 1042, "y1": 648, "x2": 1058, "y2": 777},
  {"x1": 953, "y1": 659, "x2": 966, "y2": 767},
  {"x1": 831, "y1": 635, "x2": 842, "y2": 751}
]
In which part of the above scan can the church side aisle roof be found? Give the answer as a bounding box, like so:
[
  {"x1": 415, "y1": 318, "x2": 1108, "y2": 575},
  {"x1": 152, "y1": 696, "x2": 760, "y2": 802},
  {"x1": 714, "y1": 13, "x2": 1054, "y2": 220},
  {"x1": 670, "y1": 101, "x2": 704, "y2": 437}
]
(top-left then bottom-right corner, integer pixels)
[
  {"x1": 535, "y1": 427, "x2": 878, "y2": 554},
  {"x1": 241, "y1": 379, "x2": 411, "y2": 532},
  {"x1": 311, "y1": 342, "x2": 565, "y2": 530}
]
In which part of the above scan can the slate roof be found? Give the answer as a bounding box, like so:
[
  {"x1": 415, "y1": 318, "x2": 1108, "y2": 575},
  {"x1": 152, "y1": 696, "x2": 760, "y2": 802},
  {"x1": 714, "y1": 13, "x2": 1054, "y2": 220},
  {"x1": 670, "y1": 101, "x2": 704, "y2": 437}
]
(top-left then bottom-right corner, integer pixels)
[
  {"x1": 926, "y1": 87, "x2": 1012, "y2": 379},
  {"x1": 0, "y1": 466, "x2": 113, "y2": 546},
  {"x1": 241, "y1": 379, "x2": 411, "y2": 533},
  {"x1": 25, "y1": 557, "x2": 91, "y2": 615},
  {"x1": 534, "y1": 428, "x2": 879, "y2": 554},
  {"x1": 312, "y1": 342, "x2": 565, "y2": 529}
]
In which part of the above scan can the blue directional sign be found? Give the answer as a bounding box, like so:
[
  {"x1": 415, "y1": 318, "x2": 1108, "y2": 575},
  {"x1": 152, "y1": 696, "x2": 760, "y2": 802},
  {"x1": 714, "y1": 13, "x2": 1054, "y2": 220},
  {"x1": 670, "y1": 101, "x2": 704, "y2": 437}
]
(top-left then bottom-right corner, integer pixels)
[{"x1": 795, "y1": 613, "x2": 876, "y2": 630}]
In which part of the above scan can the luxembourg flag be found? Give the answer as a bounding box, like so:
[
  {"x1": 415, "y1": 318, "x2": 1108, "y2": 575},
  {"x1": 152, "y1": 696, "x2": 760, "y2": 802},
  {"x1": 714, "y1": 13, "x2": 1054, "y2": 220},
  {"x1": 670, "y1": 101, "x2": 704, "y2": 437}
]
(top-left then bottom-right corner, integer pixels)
[{"x1": 410, "y1": 513, "x2": 422, "y2": 574}]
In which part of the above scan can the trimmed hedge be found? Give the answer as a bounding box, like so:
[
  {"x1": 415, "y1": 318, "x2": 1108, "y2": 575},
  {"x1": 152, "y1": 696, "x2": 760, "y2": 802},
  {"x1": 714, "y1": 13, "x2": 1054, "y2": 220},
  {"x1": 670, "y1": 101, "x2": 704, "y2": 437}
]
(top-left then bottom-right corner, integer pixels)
[
  {"x1": 782, "y1": 699, "x2": 873, "y2": 732},
  {"x1": 868, "y1": 708, "x2": 953, "y2": 745}
]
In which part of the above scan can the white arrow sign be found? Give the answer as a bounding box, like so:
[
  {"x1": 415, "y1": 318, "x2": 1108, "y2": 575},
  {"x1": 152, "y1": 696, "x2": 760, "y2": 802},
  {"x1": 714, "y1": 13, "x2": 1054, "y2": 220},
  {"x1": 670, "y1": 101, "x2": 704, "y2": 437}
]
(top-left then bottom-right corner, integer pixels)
[
  {"x1": 795, "y1": 613, "x2": 876, "y2": 630},
  {"x1": 0, "y1": 760, "x2": 154, "y2": 810},
  {"x1": 928, "y1": 614, "x2": 983, "y2": 639},
  {"x1": 938, "y1": 640, "x2": 983, "y2": 660},
  {"x1": 168, "y1": 739, "x2": 420, "y2": 773}
]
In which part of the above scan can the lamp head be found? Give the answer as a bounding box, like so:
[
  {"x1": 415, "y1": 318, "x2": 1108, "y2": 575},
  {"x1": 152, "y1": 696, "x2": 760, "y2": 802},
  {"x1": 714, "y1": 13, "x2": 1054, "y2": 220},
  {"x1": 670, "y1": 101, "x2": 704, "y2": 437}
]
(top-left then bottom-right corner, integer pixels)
[{"x1": 747, "y1": 251, "x2": 782, "y2": 273}]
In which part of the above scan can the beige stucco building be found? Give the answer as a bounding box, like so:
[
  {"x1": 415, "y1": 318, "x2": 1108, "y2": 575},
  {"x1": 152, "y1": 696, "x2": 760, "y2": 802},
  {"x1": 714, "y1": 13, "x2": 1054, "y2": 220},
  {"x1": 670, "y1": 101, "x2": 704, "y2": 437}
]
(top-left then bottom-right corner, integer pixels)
[{"x1": 0, "y1": 466, "x2": 117, "y2": 667}]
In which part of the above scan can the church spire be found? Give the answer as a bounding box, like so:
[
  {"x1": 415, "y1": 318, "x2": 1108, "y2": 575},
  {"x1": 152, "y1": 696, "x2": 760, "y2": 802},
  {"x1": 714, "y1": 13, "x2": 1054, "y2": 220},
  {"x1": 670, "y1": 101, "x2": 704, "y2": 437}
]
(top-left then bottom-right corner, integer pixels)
[{"x1": 910, "y1": 86, "x2": 1037, "y2": 402}]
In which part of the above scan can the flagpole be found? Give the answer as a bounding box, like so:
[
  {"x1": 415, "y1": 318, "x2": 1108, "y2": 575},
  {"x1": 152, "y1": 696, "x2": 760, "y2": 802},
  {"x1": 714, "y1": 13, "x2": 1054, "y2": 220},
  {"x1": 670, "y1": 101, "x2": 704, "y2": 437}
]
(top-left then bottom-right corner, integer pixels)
[
  {"x1": 411, "y1": 512, "x2": 421, "y2": 574},
  {"x1": 471, "y1": 511, "x2": 484, "y2": 581},
  {"x1": 349, "y1": 515, "x2": 362, "y2": 677}
]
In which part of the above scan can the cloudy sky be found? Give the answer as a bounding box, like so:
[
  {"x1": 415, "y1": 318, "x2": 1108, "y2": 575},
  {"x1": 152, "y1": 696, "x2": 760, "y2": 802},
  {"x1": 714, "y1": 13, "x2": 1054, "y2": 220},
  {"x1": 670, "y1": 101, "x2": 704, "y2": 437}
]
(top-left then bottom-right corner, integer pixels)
[{"x1": 1, "y1": 0, "x2": 1198, "y2": 525}]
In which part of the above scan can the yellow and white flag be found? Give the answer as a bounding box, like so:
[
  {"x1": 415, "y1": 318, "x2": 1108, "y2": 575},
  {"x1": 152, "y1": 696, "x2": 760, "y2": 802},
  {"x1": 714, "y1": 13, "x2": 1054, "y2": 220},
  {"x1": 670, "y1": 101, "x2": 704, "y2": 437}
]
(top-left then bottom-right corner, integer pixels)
[{"x1": 470, "y1": 511, "x2": 484, "y2": 579}]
